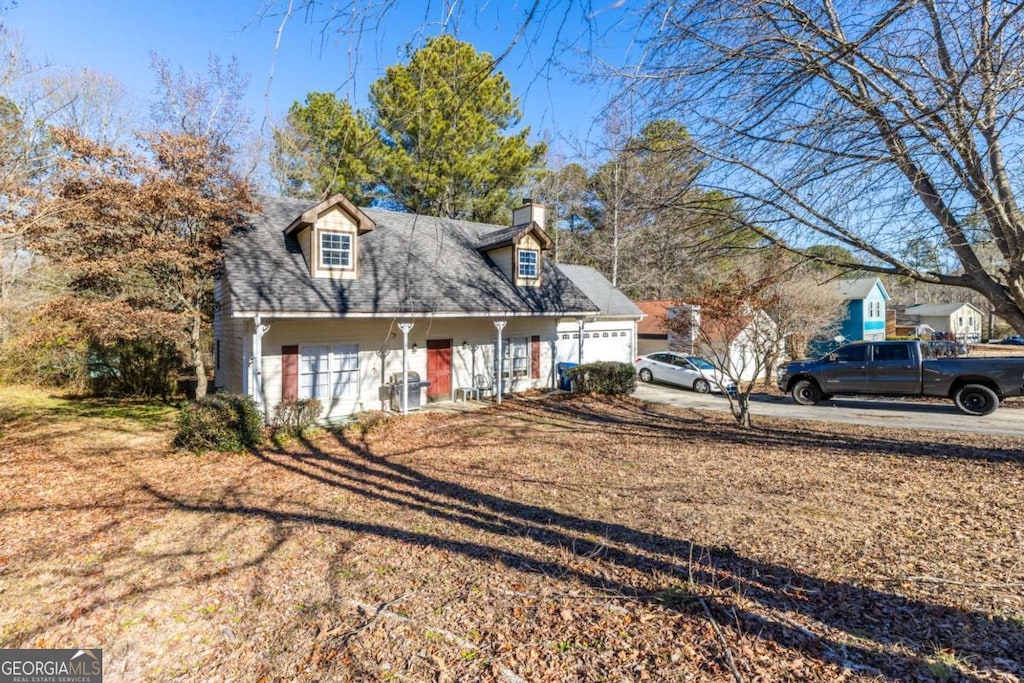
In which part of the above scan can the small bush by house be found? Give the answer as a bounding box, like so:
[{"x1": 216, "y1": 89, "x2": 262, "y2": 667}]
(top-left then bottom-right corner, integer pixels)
[
  {"x1": 174, "y1": 394, "x2": 264, "y2": 453},
  {"x1": 273, "y1": 398, "x2": 322, "y2": 437},
  {"x1": 566, "y1": 361, "x2": 637, "y2": 395}
]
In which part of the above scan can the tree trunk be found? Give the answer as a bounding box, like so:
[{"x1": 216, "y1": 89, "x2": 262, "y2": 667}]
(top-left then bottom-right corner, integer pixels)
[
  {"x1": 724, "y1": 391, "x2": 753, "y2": 429},
  {"x1": 190, "y1": 311, "x2": 208, "y2": 398},
  {"x1": 737, "y1": 395, "x2": 751, "y2": 429}
]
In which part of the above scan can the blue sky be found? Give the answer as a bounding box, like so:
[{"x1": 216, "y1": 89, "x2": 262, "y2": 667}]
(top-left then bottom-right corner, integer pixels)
[{"x1": 4, "y1": 1, "x2": 634, "y2": 153}]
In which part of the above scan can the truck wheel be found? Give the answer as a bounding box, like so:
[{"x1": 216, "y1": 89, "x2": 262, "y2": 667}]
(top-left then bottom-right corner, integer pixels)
[
  {"x1": 953, "y1": 384, "x2": 999, "y2": 416},
  {"x1": 791, "y1": 379, "x2": 822, "y2": 406}
]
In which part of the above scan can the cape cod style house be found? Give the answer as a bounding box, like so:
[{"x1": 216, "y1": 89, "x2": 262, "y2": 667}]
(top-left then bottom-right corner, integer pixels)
[{"x1": 213, "y1": 195, "x2": 642, "y2": 420}]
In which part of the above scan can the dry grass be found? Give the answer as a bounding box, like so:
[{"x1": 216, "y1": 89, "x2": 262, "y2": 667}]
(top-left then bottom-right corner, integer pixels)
[{"x1": 0, "y1": 385, "x2": 1022, "y2": 681}]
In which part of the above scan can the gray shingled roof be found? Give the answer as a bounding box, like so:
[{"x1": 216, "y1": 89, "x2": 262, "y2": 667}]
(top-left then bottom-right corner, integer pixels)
[
  {"x1": 836, "y1": 277, "x2": 888, "y2": 301},
  {"x1": 223, "y1": 196, "x2": 600, "y2": 317},
  {"x1": 557, "y1": 265, "x2": 643, "y2": 317},
  {"x1": 904, "y1": 302, "x2": 980, "y2": 316}
]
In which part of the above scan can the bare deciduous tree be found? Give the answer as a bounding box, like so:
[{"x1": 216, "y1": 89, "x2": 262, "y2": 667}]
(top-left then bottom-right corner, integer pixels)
[
  {"x1": 667, "y1": 272, "x2": 786, "y2": 428},
  {"x1": 627, "y1": 0, "x2": 1024, "y2": 334}
]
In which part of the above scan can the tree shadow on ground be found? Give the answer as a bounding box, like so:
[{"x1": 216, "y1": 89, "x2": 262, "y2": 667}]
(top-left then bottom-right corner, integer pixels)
[
  {"x1": 4, "y1": 394, "x2": 1020, "y2": 680},
  {"x1": 538, "y1": 394, "x2": 1022, "y2": 463},
  {"x1": 136, "y1": 398, "x2": 1024, "y2": 681}
]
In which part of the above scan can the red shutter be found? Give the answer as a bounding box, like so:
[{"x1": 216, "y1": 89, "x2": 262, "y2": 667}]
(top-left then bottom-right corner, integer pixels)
[
  {"x1": 530, "y1": 335, "x2": 541, "y2": 379},
  {"x1": 282, "y1": 345, "x2": 299, "y2": 401}
]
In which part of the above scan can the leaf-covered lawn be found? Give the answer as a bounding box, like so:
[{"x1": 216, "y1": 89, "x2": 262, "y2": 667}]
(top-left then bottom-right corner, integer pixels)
[{"x1": 0, "y1": 386, "x2": 1021, "y2": 681}]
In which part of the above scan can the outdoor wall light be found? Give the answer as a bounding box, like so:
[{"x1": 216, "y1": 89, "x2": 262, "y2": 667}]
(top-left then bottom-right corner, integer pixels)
[{"x1": 412, "y1": 343, "x2": 419, "y2": 353}]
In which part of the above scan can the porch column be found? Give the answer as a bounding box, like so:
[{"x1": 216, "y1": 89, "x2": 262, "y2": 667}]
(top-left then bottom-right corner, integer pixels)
[
  {"x1": 252, "y1": 315, "x2": 270, "y2": 415},
  {"x1": 493, "y1": 320, "x2": 506, "y2": 405},
  {"x1": 398, "y1": 321, "x2": 414, "y2": 416},
  {"x1": 577, "y1": 317, "x2": 585, "y2": 363}
]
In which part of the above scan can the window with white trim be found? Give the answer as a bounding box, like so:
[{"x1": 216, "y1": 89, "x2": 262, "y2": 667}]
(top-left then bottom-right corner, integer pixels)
[
  {"x1": 299, "y1": 344, "x2": 359, "y2": 400},
  {"x1": 517, "y1": 249, "x2": 539, "y2": 278},
  {"x1": 495, "y1": 336, "x2": 529, "y2": 380},
  {"x1": 320, "y1": 231, "x2": 352, "y2": 268}
]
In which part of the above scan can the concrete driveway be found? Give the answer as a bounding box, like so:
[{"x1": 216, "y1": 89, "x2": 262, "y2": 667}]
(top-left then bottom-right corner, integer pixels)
[{"x1": 633, "y1": 381, "x2": 1024, "y2": 437}]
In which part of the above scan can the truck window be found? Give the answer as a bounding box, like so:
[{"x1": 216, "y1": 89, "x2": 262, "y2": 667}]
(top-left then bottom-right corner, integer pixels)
[
  {"x1": 873, "y1": 344, "x2": 911, "y2": 361},
  {"x1": 833, "y1": 345, "x2": 868, "y2": 362}
]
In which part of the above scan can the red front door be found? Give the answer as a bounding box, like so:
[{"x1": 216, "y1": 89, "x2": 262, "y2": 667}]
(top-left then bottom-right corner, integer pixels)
[{"x1": 426, "y1": 339, "x2": 452, "y2": 400}]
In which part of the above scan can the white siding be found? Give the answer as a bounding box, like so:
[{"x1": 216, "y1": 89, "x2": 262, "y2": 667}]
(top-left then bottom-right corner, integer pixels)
[
  {"x1": 213, "y1": 275, "x2": 245, "y2": 394},
  {"x1": 918, "y1": 305, "x2": 983, "y2": 341},
  {"x1": 253, "y1": 317, "x2": 560, "y2": 421},
  {"x1": 487, "y1": 245, "x2": 515, "y2": 282}
]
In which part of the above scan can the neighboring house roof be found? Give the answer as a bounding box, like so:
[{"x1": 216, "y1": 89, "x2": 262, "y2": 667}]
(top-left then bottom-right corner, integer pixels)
[
  {"x1": 224, "y1": 196, "x2": 600, "y2": 317},
  {"x1": 633, "y1": 299, "x2": 771, "y2": 344},
  {"x1": 558, "y1": 265, "x2": 643, "y2": 318},
  {"x1": 890, "y1": 305, "x2": 923, "y2": 326},
  {"x1": 635, "y1": 300, "x2": 673, "y2": 336},
  {"x1": 695, "y1": 307, "x2": 760, "y2": 345},
  {"x1": 904, "y1": 302, "x2": 982, "y2": 316},
  {"x1": 836, "y1": 276, "x2": 889, "y2": 301}
]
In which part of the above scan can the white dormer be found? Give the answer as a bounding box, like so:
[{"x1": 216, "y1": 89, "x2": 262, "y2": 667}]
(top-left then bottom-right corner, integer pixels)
[{"x1": 284, "y1": 194, "x2": 375, "y2": 280}]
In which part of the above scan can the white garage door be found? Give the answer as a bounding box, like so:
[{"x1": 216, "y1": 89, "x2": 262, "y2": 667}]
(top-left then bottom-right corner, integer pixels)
[
  {"x1": 555, "y1": 332, "x2": 580, "y2": 365},
  {"x1": 582, "y1": 329, "x2": 633, "y2": 364}
]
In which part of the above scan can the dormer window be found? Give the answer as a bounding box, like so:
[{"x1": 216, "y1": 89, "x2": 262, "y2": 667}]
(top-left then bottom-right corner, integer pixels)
[
  {"x1": 284, "y1": 194, "x2": 375, "y2": 281},
  {"x1": 518, "y1": 249, "x2": 539, "y2": 279},
  {"x1": 320, "y1": 231, "x2": 353, "y2": 269},
  {"x1": 477, "y1": 200, "x2": 553, "y2": 288}
]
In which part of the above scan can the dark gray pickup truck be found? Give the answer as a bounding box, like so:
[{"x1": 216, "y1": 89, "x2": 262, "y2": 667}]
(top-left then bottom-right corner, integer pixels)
[{"x1": 776, "y1": 340, "x2": 1024, "y2": 415}]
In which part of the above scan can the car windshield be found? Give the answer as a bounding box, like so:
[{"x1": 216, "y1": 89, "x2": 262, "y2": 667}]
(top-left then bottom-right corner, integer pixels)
[{"x1": 686, "y1": 357, "x2": 716, "y2": 370}]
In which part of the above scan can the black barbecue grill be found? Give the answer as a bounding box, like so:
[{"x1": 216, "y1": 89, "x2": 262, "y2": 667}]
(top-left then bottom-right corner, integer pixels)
[{"x1": 383, "y1": 371, "x2": 431, "y2": 412}]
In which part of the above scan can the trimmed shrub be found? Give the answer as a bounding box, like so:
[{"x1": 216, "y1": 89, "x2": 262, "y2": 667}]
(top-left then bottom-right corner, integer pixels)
[
  {"x1": 175, "y1": 394, "x2": 264, "y2": 453},
  {"x1": 565, "y1": 361, "x2": 637, "y2": 395},
  {"x1": 273, "y1": 398, "x2": 322, "y2": 437}
]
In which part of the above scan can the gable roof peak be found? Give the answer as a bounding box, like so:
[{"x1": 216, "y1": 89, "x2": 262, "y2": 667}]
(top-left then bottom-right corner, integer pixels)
[
  {"x1": 836, "y1": 276, "x2": 889, "y2": 301},
  {"x1": 283, "y1": 194, "x2": 376, "y2": 236}
]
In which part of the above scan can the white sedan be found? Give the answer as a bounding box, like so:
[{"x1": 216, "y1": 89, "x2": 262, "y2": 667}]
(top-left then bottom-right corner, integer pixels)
[{"x1": 634, "y1": 352, "x2": 735, "y2": 394}]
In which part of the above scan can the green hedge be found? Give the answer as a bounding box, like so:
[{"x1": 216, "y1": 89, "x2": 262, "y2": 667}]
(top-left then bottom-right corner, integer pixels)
[
  {"x1": 565, "y1": 361, "x2": 637, "y2": 395},
  {"x1": 175, "y1": 394, "x2": 264, "y2": 453}
]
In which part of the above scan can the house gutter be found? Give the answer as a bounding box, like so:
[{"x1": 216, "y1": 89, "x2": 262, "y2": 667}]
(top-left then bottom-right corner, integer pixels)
[{"x1": 231, "y1": 310, "x2": 600, "y2": 320}]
